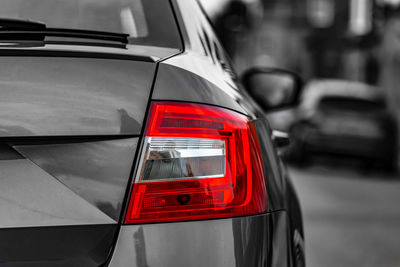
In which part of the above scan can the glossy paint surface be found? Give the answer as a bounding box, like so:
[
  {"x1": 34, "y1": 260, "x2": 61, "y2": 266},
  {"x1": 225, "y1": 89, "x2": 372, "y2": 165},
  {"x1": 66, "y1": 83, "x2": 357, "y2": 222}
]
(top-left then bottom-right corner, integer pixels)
[
  {"x1": 253, "y1": 119, "x2": 287, "y2": 211},
  {"x1": 0, "y1": 57, "x2": 155, "y2": 136},
  {"x1": 0, "y1": 44, "x2": 181, "y2": 62},
  {"x1": 0, "y1": 138, "x2": 137, "y2": 265},
  {"x1": 109, "y1": 212, "x2": 289, "y2": 267},
  {"x1": 15, "y1": 138, "x2": 138, "y2": 221},
  {"x1": 0, "y1": 0, "x2": 304, "y2": 266},
  {"x1": 0, "y1": 159, "x2": 114, "y2": 228},
  {"x1": 153, "y1": 61, "x2": 247, "y2": 114},
  {"x1": 107, "y1": 0, "x2": 303, "y2": 266},
  {"x1": 0, "y1": 225, "x2": 116, "y2": 267},
  {"x1": 154, "y1": 0, "x2": 261, "y2": 119}
]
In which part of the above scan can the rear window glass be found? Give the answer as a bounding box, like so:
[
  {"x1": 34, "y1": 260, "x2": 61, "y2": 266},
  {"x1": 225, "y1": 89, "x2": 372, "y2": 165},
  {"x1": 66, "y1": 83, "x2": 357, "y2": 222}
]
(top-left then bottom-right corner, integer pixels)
[{"x1": 0, "y1": 0, "x2": 181, "y2": 48}]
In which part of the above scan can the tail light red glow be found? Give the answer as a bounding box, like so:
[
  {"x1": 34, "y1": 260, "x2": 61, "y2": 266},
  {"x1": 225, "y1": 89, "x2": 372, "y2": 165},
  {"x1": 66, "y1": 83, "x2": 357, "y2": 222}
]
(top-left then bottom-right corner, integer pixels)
[{"x1": 124, "y1": 102, "x2": 267, "y2": 224}]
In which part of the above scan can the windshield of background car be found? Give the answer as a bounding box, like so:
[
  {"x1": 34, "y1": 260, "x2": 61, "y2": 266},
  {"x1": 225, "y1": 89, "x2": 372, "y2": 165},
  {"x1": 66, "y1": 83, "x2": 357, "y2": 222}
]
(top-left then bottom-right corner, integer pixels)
[
  {"x1": 318, "y1": 97, "x2": 386, "y2": 114},
  {"x1": 0, "y1": 0, "x2": 181, "y2": 48}
]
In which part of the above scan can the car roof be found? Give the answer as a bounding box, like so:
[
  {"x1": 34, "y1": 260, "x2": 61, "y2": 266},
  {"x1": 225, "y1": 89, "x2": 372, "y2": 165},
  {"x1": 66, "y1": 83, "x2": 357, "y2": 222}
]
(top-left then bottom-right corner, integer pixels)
[{"x1": 301, "y1": 79, "x2": 382, "y2": 109}]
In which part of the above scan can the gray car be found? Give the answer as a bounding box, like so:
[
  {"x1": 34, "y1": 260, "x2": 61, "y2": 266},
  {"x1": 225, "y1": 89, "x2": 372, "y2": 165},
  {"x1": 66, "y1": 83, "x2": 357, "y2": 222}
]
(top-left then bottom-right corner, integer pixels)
[
  {"x1": 289, "y1": 80, "x2": 397, "y2": 171},
  {"x1": 0, "y1": 0, "x2": 304, "y2": 266}
]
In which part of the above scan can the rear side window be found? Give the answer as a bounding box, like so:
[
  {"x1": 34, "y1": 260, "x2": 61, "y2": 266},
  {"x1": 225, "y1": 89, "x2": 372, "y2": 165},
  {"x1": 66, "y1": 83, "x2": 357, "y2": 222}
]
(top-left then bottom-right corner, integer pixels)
[{"x1": 0, "y1": 0, "x2": 181, "y2": 48}]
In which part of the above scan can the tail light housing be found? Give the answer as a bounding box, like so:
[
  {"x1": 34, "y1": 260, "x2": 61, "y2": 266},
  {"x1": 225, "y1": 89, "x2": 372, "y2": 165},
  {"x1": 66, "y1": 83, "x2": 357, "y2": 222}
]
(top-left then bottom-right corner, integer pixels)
[{"x1": 124, "y1": 102, "x2": 267, "y2": 224}]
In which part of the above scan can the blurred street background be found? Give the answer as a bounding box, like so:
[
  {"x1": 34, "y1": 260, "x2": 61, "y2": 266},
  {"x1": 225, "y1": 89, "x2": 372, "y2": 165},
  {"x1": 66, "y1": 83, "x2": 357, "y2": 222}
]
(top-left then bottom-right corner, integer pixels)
[
  {"x1": 291, "y1": 164, "x2": 400, "y2": 267},
  {"x1": 200, "y1": 0, "x2": 400, "y2": 266}
]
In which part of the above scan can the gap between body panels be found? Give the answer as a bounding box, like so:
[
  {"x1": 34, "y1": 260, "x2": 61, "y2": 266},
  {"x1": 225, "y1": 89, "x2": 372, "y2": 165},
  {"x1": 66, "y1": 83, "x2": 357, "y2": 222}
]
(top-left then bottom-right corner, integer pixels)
[
  {"x1": 0, "y1": 135, "x2": 139, "y2": 146},
  {"x1": 102, "y1": 58, "x2": 164, "y2": 266},
  {"x1": 0, "y1": 49, "x2": 156, "y2": 62},
  {"x1": 0, "y1": 135, "x2": 139, "y2": 161},
  {"x1": 102, "y1": 42, "x2": 185, "y2": 264}
]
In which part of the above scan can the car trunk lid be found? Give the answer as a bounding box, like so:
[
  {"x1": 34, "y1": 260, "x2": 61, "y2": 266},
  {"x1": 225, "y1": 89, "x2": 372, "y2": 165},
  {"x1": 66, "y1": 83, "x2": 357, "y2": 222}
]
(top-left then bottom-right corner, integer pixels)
[{"x1": 0, "y1": 55, "x2": 157, "y2": 266}]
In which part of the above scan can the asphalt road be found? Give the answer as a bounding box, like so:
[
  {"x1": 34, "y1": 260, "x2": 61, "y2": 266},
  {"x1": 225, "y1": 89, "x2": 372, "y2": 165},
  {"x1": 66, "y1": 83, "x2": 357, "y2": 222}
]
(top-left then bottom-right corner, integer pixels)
[{"x1": 290, "y1": 164, "x2": 400, "y2": 267}]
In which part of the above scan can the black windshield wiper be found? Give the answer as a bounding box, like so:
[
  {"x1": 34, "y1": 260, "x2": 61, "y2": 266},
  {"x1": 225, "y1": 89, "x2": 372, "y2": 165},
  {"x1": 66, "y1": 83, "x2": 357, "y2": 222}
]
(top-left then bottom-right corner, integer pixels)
[{"x1": 0, "y1": 18, "x2": 129, "y2": 44}]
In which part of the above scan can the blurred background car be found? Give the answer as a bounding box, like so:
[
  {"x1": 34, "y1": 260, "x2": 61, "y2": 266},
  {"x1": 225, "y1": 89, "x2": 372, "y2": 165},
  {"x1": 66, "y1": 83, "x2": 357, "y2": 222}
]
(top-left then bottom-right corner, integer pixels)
[{"x1": 287, "y1": 80, "x2": 397, "y2": 171}]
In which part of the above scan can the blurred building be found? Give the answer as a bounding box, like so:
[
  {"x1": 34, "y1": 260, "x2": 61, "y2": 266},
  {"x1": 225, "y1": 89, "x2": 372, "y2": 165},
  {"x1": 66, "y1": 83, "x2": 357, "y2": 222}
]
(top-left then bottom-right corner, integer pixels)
[
  {"x1": 200, "y1": 0, "x2": 400, "y2": 84},
  {"x1": 199, "y1": 0, "x2": 263, "y2": 61}
]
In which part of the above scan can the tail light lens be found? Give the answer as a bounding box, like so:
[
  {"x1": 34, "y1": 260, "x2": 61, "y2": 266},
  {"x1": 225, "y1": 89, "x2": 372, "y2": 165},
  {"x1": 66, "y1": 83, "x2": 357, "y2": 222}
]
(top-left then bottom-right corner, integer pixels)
[{"x1": 124, "y1": 102, "x2": 267, "y2": 224}]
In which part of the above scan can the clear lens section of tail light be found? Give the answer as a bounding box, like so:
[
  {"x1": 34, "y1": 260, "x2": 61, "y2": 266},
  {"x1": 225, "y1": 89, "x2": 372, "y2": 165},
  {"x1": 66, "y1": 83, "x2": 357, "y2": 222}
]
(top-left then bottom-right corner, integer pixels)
[
  {"x1": 140, "y1": 137, "x2": 226, "y2": 181},
  {"x1": 124, "y1": 102, "x2": 267, "y2": 224}
]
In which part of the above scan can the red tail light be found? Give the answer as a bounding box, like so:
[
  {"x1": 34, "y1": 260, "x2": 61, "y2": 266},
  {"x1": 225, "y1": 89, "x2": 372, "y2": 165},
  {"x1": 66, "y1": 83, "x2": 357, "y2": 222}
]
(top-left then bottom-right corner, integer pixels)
[{"x1": 124, "y1": 102, "x2": 267, "y2": 224}]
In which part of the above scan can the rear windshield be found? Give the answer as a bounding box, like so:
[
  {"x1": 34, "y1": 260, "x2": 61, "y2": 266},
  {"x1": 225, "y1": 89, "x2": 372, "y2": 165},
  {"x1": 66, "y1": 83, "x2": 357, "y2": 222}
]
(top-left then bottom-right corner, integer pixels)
[
  {"x1": 318, "y1": 97, "x2": 385, "y2": 113},
  {"x1": 0, "y1": 0, "x2": 181, "y2": 48}
]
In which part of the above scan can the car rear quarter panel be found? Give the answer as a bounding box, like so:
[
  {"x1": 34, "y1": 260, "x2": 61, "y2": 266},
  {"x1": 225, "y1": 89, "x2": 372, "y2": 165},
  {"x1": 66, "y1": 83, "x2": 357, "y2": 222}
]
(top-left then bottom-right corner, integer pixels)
[
  {"x1": 152, "y1": 55, "x2": 286, "y2": 212},
  {"x1": 109, "y1": 211, "x2": 290, "y2": 267},
  {"x1": 108, "y1": 0, "x2": 302, "y2": 265}
]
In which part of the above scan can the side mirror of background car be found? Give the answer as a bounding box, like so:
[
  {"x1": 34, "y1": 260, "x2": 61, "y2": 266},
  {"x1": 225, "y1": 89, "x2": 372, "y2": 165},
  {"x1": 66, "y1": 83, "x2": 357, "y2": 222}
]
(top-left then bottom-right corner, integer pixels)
[{"x1": 242, "y1": 67, "x2": 303, "y2": 112}]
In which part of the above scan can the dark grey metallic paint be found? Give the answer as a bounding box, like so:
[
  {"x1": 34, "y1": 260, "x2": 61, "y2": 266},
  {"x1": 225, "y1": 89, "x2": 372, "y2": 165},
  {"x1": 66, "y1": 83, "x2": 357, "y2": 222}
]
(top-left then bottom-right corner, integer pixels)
[
  {"x1": 15, "y1": 138, "x2": 138, "y2": 221},
  {"x1": 109, "y1": 212, "x2": 290, "y2": 267},
  {"x1": 108, "y1": 1, "x2": 304, "y2": 266},
  {"x1": 0, "y1": 139, "x2": 138, "y2": 266},
  {"x1": 153, "y1": 60, "x2": 247, "y2": 114},
  {"x1": 0, "y1": 225, "x2": 116, "y2": 267},
  {"x1": 108, "y1": 0, "x2": 304, "y2": 266},
  {"x1": 0, "y1": 0, "x2": 304, "y2": 266},
  {"x1": 0, "y1": 57, "x2": 155, "y2": 136}
]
